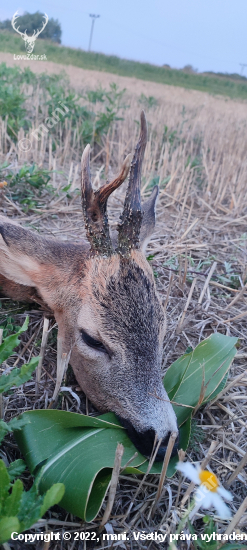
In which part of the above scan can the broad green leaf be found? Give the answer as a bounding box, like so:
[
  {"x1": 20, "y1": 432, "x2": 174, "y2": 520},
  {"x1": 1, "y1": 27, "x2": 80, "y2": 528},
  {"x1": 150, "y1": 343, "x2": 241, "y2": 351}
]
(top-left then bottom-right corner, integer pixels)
[
  {"x1": 15, "y1": 410, "x2": 147, "y2": 520},
  {"x1": 166, "y1": 416, "x2": 192, "y2": 477},
  {"x1": 14, "y1": 333, "x2": 238, "y2": 521},
  {"x1": 163, "y1": 333, "x2": 237, "y2": 425},
  {"x1": 179, "y1": 417, "x2": 192, "y2": 451},
  {"x1": 14, "y1": 410, "x2": 191, "y2": 519},
  {"x1": 7, "y1": 459, "x2": 26, "y2": 482},
  {"x1": 163, "y1": 354, "x2": 191, "y2": 400},
  {"x1": 0, "y1": 317, "x2": 29, "y2": 365},
  {"x1": 203, "y1": 372, "x2": 228, "y2": 403},
  {"x1": 15, "y1": 410, "x2": 124, "y2": 473},
  {"x1": 0, "y1": 516, "x2": 20, "y2": 544},
  {"x1": 0, "y1": 357, "x2": 39, "y2": 394},
  {"x1": 3, "y1": 479, "x2": 23, "y2": 517}
]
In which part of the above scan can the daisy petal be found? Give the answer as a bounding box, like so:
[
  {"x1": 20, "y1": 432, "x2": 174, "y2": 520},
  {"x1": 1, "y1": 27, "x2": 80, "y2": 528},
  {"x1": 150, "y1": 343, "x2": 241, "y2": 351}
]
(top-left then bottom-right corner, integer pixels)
[
  {"x1": 211, "y1": 492, "x2": 232, "y2": 519},
  {"x1": 195, "y1": 488, "x2": 213, "y2": 509},
  {"x1": 217, "y1": 486, "x2": 233, "y2": 502},
  {"x1": 176, "y1": 462, "x2": 200, "y2": 484}
]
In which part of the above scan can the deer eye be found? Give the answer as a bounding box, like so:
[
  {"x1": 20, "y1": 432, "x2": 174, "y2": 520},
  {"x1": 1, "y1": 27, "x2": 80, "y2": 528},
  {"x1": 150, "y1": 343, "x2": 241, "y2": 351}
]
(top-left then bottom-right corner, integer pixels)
[{"x1": 80, "y1": 329, "x2": 106, "y2": 353}]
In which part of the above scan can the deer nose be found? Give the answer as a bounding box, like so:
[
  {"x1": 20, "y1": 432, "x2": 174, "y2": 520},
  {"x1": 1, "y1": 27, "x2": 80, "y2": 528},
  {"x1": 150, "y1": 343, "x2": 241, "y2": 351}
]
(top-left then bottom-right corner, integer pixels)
[{"x1": 118, "y1": 417, "x2": 179, "y2": 462}]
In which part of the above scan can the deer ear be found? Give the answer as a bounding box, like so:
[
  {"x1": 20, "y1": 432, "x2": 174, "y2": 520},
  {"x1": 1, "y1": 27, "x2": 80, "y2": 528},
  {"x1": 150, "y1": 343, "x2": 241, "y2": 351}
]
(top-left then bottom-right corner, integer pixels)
[
  {"x1": 0, "y1": 222, "x2": 73, "y2": 308},
  {"x1": 0, "y1": 223, "x2": 42, "y2": 287},
  {"x1": 140, "y1": 185, "x2": 159, "y2": 254}
]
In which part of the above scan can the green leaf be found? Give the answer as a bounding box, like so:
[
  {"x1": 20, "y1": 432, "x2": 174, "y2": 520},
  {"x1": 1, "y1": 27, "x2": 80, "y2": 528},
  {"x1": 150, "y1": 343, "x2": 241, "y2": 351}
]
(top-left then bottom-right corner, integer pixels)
[
  {"x1": 15, "y1": 410, "x2": 148, "y2": 521},
  {"x1": 163, "y1": 353, "x2": 191, "y2": 400},
  {"x1": 179, "y1": 417, "x2": 192, "y2": 451},
  {"x1": 16, "y1": 482, "x2": 64, "y2": 533},
  {"x1": 0, "y1": 421, "x2": 9, "y2": 444},
  {"x1": 8, "y1": 416, "x2": 31, "y2": 432},
  {"x1": 222, "y1": 546, "x2": 247, "y2": 549},
  {"x1": 0, "y1": 416, "x2": 31, "y2": 444},
  {"x1": 40, "y1": 483, "x2": 65, "y2": 516},
  {"x1": 0, "y1": 516, "x2": 20, "y2": 544},
  {"x1": 0, "y1": 460, "x2": 10, "y2": 514},
  {"x1": 3, "y1": 479, "x2": 23, "y2": 517},
  {"x1": 0, "y1": 357, "x2": 39, "y2": 394},
  {"x1": 163, "y1": 333, "x2": 237, "y2": 425},
  {"x1": 0, "y1": 317, "x2": 29, "y2": 365},
  {"x1": 203, "y1": 372, "x2": 228, "y2": 403},
  {"x1": 7, "y1": 459, "x2": 26, "y2": 482},
  {"x1": 61, "y1": 184, "x2": 71, "y2": 192},
  {"x1": 0, "y1": 457, "x2": 64, "y2": 537},
  {"x1": 13, "y1": 411, "x2": 192, "y2": 520},
  {"x1": 15, "y1": 410, "x2": 124, "y2": 473},
  {"x1": 13, "y1": 333, "x2": 238, "y2": 522},
  {"x1": 18, "y1": 485, "x2": 44, "y2": 532}
]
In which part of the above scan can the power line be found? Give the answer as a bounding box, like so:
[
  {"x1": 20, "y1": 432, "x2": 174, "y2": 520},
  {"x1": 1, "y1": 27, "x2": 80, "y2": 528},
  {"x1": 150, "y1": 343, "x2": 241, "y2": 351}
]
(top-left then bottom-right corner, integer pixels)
[{"x1": 88, "y1": 14, "x2": 100, "y2": 52}]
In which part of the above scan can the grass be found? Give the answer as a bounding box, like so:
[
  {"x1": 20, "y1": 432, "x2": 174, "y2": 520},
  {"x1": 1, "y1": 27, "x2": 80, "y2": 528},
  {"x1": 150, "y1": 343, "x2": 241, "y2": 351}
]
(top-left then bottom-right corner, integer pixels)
[
  {"x1": 0, "y1": 64, "x2": 247, "y2": 547},
  {"x1": 1, "y1": 29, "x2": 247, "y2": 99}
]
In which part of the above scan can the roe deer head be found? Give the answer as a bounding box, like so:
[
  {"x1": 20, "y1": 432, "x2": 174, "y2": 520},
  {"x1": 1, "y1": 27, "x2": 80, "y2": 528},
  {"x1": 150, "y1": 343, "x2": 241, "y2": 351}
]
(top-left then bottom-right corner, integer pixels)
[{"x1": 0, "y1": 112, "x2": 178, "y2": 460}]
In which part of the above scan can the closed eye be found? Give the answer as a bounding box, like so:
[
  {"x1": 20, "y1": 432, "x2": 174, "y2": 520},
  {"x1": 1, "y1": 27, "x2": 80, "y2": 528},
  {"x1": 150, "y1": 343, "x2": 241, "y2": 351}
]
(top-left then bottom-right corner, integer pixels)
[{"x1": 80, "y1": 329, "x2": 107, "y2": 353}]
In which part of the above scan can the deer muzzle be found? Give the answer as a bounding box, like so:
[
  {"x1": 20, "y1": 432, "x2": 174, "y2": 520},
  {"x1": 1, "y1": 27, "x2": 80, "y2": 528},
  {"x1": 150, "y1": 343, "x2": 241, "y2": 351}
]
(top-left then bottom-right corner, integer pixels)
[{"x1": 117, "y1": 417, "x2": 179, "y2": 461}]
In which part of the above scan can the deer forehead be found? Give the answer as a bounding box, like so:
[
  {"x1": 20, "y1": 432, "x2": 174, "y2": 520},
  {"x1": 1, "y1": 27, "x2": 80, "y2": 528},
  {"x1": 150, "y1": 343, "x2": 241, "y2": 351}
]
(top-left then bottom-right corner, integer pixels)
[
  {"x1": 76, "y1": 251, "x2": 165, "y2": 346},
  {"x1": 84, "y1": 249, "x2": 155, "y2": 289}
]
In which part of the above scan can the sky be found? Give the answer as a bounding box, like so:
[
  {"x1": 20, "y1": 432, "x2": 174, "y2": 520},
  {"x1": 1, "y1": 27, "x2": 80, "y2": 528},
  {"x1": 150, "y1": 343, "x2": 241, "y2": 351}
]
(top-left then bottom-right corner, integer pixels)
[{"x1": 0, "y1": 0, "x2": 246, "y2": 75}]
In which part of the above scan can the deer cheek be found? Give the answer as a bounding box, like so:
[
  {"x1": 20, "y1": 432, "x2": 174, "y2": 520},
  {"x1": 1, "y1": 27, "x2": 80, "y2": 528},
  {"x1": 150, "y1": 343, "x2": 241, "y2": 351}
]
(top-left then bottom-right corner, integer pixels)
[{"x1": 74, "y1": 368, "x2": 111, "y2": 413}]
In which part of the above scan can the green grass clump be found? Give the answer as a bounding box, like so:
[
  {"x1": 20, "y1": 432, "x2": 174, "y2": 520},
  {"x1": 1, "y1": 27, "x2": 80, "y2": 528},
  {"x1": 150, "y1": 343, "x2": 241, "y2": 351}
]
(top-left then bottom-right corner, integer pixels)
[{"x1": 0, "y1": 61, "x2": 127, "y2": 169}]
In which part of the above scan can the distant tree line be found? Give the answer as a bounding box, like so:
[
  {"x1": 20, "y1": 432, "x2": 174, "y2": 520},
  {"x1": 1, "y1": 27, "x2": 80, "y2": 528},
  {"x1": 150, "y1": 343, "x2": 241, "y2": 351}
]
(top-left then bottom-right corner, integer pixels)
[{"x1": 0, "y1": 11, "x2": 62, "y2": 43}]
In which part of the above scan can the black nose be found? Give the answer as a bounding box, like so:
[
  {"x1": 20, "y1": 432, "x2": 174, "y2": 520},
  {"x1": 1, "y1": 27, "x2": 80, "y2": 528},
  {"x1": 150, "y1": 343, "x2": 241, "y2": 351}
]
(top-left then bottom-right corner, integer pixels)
[{"x1": 118, "y1": 417, "x2": 180, "y2": 462}]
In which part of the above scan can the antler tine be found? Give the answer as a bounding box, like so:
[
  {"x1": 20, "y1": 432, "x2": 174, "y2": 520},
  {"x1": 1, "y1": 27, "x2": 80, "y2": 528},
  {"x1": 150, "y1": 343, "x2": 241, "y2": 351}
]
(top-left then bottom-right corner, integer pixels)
[
  {"x1": 97, "y1": 153, "x2": 131, "y2": 205},
  {"x1": 81, "y1": 144, "x2": 92, "y2": 209},
  {"x1": 117, "y1": 111, "x2": 147, "y2": 256},
  {"x1": 35, "y1": 14, "x2": 49, "y2": 37},
  {"x1": 81, "y1": 146, "x2": 131, "y2": 256},
  {"x1": 11, "y1": 12, "x2": 26, "y2": 37}
]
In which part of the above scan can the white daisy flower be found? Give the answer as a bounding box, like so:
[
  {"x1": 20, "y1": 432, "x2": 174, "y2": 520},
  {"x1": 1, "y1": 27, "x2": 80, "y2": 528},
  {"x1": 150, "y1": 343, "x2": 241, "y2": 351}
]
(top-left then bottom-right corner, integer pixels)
[{"x1": 177, "y1": 461, "x2": 233, "y2": 519}]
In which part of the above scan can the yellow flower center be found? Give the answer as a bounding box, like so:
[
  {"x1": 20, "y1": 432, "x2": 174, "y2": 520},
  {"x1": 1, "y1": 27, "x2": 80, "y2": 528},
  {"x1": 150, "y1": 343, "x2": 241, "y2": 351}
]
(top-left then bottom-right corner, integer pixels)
[{"x1": 199, "y1": 470, "x2": 219, "y2": 492}]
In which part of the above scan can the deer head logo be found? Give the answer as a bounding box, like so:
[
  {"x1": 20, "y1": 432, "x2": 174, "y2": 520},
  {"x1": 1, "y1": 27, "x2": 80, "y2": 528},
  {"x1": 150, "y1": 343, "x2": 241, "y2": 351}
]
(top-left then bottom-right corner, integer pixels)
[{"x1": 11, "y1": 11, "x2": 48, "y2": 54}]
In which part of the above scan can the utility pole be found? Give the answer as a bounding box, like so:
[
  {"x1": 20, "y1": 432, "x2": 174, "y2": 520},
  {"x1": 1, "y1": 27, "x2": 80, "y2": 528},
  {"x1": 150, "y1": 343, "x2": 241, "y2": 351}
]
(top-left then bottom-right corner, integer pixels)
[
  {"x1": 88, "y1": 14, "x2": 100, "y2": 52},
  {"x1": 240, "y1": 63, "x2": 247, "y2": 76}
]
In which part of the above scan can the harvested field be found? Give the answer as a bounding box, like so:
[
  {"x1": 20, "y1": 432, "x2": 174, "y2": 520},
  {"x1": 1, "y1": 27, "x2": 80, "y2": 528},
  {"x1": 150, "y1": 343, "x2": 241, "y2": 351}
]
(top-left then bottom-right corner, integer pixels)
[{"x1": 0, "y1": 59, "x2": 247, "y2": 548}]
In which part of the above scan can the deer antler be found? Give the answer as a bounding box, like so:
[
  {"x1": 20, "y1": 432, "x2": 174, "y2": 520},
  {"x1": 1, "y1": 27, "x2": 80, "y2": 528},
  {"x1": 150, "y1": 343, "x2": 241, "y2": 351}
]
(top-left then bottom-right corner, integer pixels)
[
  {"x1": 11, "y1": 11, "x2": 27, "y2": 38},
  {"x1": 117, "y1": 111, "x2": 147, "y2": 256},
  {"x1": 81, "y1": 148, "x2": 131, "y2": 256},
  {"x1": 33, "y1": 14, "x2": 48, "y2": 38}
]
